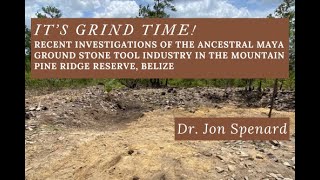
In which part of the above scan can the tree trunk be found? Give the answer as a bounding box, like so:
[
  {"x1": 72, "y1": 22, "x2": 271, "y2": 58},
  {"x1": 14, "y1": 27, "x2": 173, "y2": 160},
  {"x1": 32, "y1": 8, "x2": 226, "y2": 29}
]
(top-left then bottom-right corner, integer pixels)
[
  {"x1": 165, "y1": 79, "x2": 168, "y2": 86},
  {"x1": 258, "y1": 80, "x2": 262, "y2": 92},
  {"x1": 279, "y1": 80, "x2": 284, "y2": 90},
  {"x1": 248, "y1": 79, "x2": 253, "y2": 91},
  {"x1": 150, "y1": 79, "x2": 159, "y2": 88},
  {"x1": 268, "y1": 79, "x2": 278, "y2": 118}
]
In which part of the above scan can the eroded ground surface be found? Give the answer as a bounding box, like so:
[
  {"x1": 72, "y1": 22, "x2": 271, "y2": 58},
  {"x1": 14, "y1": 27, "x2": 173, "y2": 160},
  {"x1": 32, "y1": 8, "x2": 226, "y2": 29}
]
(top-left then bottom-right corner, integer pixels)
[{"x1": 25, "y1": 86, "x2": 295, "y2": 180}]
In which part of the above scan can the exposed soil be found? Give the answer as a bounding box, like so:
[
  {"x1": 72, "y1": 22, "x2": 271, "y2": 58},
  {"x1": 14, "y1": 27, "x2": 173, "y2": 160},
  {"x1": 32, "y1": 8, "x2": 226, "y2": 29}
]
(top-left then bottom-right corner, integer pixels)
[{"x1": 25, "y1": 86, "x2": 295, "y2": 180}]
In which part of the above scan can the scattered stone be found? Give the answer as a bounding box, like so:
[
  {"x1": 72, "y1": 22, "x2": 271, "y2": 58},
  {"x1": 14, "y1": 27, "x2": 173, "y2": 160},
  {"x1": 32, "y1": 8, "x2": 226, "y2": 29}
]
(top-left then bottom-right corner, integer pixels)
[
  {"x1": 216, "y1": 155, "x2": 224, "y2": 160},
  {"x1": 267, "y1": 153, "x2": 279, "y2": 162},
  {"x1": 178, "y1": 174, "x2": 187, "y2": 178},
  {"x1": 239, "y1": 151, "x2": 249, "y2": 158},
  {"x1": 151, "y1": 172, "x2": 166, "y2": 180},
  {"x1": 257, "y1": 148, "x2": 265, "y2": 153},
  {"x1": 228, "y1": 165, "x2": 236, "y2": 172},
  {"x1": 58, "y1": 136, "x2": 65, "y2": 141},
  {"x1": 248, "y1": 169, "x2": 254, "y2": 173},
  {"x1": 276, "y1": 174, "x2": 284, "y2": 179},
  {"x1": 24, "y1": 87, "x2": 296, "y2": 179},
  {"x1": 128, "y1": 150, "x2": 134, "y2": 155},
  {"x1": 291, "y1": 157, "x2": 295, "y2": 164},
  {"x1": 25, "y1": 112, "x2": 34, "y2": 119},
  {"x1": 132, "y1": 176, "x2": 140, "y2": 180},
  {"x1": 244, "y1": 176, "x2": 249, "y2": 180},
  {"x1": 25, "y1": 141, "x2": 35, "y2": 144},
  {"x1": 200, "y1": 151, "x2": 212, "y2": 157},
  {"x1": 244, "y1": 163, "x2": 253, "y2": 168},
  {"x1": 283, "y1": 162, "x2": 291, "y2": 167},
  {"x1": 269, "y1": 173, "x2": 278, "y2": 179},
  {"x1": 116, "y1": 102, "x2": 125, "y2": 110},
  {"x1": 256, "y1": 154, "x2": 264, "y2": 159},
  {"x1": 161, "y1": 92, "x2": 166, "y2": 95},
  {"x1": 26, "y1": 127, "x2": 33, "y2": 131},
  {"x1": 269, "y1": 140, "x2": 280, "y2": 147},
  {"x1": 216, "y1": 167, "x2": 224, "y2": 173},
  {"x1": 214, "y1": 104, "x2": 222, "y2": 109},
  {"x1": 25, "y1": 167, "x2": 32, "y2": 172},
  {"x1": 29, "y1": 107, "x2": 36, "y2": 111}
]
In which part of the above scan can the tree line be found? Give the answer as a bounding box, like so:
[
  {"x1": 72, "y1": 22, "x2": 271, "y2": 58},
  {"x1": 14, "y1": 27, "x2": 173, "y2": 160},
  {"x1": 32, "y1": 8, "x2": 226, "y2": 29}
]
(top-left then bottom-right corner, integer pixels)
[{"x1": 25, "y1": 0, "x2": 295, "y2": 92}]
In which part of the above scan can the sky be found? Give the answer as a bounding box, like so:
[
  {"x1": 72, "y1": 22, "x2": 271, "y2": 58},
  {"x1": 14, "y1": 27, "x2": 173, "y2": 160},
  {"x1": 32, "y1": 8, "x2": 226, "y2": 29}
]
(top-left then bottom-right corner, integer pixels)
[{"x1": 25, "y1": 0, "x2": 283, "y2": 27}]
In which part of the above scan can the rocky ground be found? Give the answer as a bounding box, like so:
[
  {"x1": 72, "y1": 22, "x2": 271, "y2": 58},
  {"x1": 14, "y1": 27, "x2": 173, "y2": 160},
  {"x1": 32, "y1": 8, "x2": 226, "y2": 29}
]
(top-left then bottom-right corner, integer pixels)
[{"x1": 25, "y1": 86, "x2": 295, "y2": 180}]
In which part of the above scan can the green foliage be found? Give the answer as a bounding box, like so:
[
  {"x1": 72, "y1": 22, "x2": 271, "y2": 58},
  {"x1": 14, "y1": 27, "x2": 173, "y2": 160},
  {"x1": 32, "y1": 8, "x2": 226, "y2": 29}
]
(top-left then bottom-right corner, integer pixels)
[
  {"x1": 25, "y1": 25, "x2": 31, "y2": 56},
  {"x1": 105, "y1": 79, "x2": 124, "y2": 92},
  {"x1": 137, "y1": 0, "x2": 177, "y2": 87},
  {"x1": 272, "y1": 0, "x2": 295, "y2": 72},
  {"x1": 25, "y1": 71, "x2": 123, "y2": 91},
  {"x1": 25, "y1": 25, "x2": 31, "y2": 72},
  {"x1": 36, "y1": 6, "x2": 62, "y2": 18},
  {"x1": 25, "y1": 5, "x2": 63, "y2": 72},
  {"x1": 138, "y1": 0, "x2": 176, "y2": 18}
]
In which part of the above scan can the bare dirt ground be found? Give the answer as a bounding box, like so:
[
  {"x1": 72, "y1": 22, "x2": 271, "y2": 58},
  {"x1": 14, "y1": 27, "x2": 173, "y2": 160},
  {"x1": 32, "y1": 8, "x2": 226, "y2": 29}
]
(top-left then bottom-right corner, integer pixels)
[{"x1": 25, "y1": 86, "x2": 295, "y2": 180}]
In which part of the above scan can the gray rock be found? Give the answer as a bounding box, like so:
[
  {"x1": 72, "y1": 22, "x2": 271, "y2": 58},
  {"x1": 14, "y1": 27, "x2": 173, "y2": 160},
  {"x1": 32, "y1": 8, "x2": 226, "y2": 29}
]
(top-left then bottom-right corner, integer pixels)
[
  {"x1": 228, "y1": 165, "x2": 236, "y2": 172},
  {"x1": 269, "y1": 173, "x2": 278, "y2": 179},
  {"x1": 29, "y1": 107, "x2": 36, "y2": 111},
  {"x1": 200, "y1": 151, "x2": 212, "y2": 157},
  {"x1": 269, "y1": 140, "x2": 280, "y2": 147},
  {"x1": 215, "y1": 167, "x2": 224, "y2": 173},
  {"x1": 291, "y1": 157, "x2": 295, "y2": 164},
  {"x1": 216, "y1": 155, "x2": 224, "y2": 160},
  {"x1": 256, "y1": 154, "x2": 264, "y2": 159},
  {"x1": 248, "y1": 169, "x2": 254, "y2": 173},
  {"x1": 239, "y1": 151, "x2": 249, "y2": 158},
  {"x1": 283, "y1": 161, "x2": 291, "y2": 167},
  {"x1": 276, "y1": 174, "x2": 284, "y2": 179},
  {"x1": 25, "y1": 112, "x2": 34, "y2": 119},
  {"x1": 267, "y1": 153, "x2": 279, "y2": 162}
]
